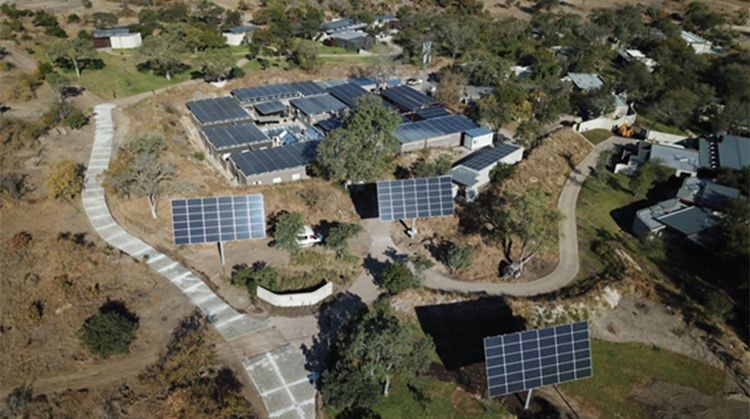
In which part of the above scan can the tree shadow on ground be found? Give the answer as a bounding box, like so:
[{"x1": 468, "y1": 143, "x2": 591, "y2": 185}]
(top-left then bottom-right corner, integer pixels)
[{"x1": 347, "y1": 183, "x2": 378, "y2": 219}]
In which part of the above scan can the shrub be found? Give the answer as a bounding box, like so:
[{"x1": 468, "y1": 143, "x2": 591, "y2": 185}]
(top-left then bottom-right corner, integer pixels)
[
  {"x1": 705, "y1": 291, "x2": 734, "y2": 322},
  {"x1": 380, "y1": 261, "x2": 420, "y2": 294},
  {"x1": 446, "y1": 242, "x2": 473, "y2": 272},
  {"x1": 230, "y1": 262, "x2": 281, "y2": 296},
  {"x1": 67, "y1": 14, "x2": 81, "y2": 24},
  {"x1": 0, "y1": 172, "x2": 28, "y2": 200},
  {"x1": 79, "y1": 301, "x2": 139, "y2": 357},
  {"x1": 325, "y1": 223, "x2": 363, "y2": 257},
  {"x1": 46, "y1": 159, "x2": 83, "y2": 199},
  {"x1": 273, "y1": 212, "x2": 305, "y2": 252},
  {"x1": 409, "y1": 253, "x2": 434, "y2": 276},
  {"x1": 65, "y1": 110, "x2": 87, "y2": 129},
  {"x1": 490, "y1": 162, "x2": 516, "y2": 183},
  {"x1": 192, "y1": 151, "x2": 205, "y2": 161}
]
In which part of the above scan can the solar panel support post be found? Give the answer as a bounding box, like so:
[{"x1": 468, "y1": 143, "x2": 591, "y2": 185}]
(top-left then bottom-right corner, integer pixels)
[
  {"x1": 407, "y1": 218, "x2": 418, "y2": 238},
  {"x1": 524, "y1": 389, "x2": 533, "y2": 410},
  {"x1": 218, "y1": 241, "x2": 226, "y2": 266}
]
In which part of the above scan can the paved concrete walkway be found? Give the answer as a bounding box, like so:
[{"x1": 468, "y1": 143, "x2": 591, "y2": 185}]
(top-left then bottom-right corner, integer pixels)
[
  {"x1": 422, "y1": 137, "x2": 636, "y2": 296},
  {"x1": 83, "y1": 104, "x2": 315, "y2": 419}
]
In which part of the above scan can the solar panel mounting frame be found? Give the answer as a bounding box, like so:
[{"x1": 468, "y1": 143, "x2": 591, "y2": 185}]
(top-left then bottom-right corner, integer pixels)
[
  {"x1": 376, "y1": 175, "x2": 454, "y2": 221},
  {"x1": 171, "y1": 194, "x2": 266, "y2": 245}
]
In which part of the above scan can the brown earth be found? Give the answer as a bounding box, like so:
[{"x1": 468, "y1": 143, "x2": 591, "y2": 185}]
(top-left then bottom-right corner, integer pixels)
[{"x1": 392, "y1": 128, "x2": 592, "y2": 283}]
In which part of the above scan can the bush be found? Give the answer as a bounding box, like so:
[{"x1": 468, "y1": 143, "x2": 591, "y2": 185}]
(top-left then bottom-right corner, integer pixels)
[
  {"x1": 325, "y1": 223, "x2": 363, "y2": 257},
  {"x1": 273, "y1": 212, "x2": 305, "y2": 253},
  {"x1": 380, "y1": 261, "x2": 420, "y2": 294},
  {"x1": 79, "y1": 301, "x2": 139, "y2": 358},
  {"x1": 230, "y1": 262, "x2": 281, "y2": 296},
  {"x1": 446, "y1": 242, "x2": 473, "y2": 272},
  {"x1": 192, "y1": 151, "x2": 205, "y2": 161},
  {"x1": 67, "y1": 14, "x2": 81, "y2": 24},
  {"x1": 0, "y1": 172, "x2": 28, "y2": 200},
  {"x1": 705, "y1": 291, "x2": 734, "y2": 322},
  {"x1": 409, "y1": 253, "x2": 434, "y2": 276},
  {"x1": 490, "y1": 162, "x2": 516, "y2": 183},
  {"x1": 46, "y1": 159, "x2": 83, "y2": 199},
  {"x1": 65, "y1": 110, "x2": 87, "y2": 129}
]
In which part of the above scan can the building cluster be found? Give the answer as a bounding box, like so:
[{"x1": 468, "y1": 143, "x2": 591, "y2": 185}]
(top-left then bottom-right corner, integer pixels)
[{"x1": 186, "y1": 79, "x2": 524, "y2": 196}]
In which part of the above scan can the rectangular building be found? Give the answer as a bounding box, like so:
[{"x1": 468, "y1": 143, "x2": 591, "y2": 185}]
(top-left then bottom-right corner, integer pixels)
[
  {"x1": 381, "y1": 85, "x2": 437, "y2": 112},
  {"x1": 289, "y1": 94, "x2": 348, "y2": 125},
  {"x1": 201, "y1": 122, "x2": 272, "y2": 159},
  {"x1": 228, "y1": 141, "x2": 320, "y2": 185},
  {"x1": 186, "y1": 97, "x2": 252, "y2": 126},
  {"x1": 450, "y1": 143, "x2": 524, "y2": 200},
  {"x1": 393, "y1": 114, "x2": 478, "y2": 152}
]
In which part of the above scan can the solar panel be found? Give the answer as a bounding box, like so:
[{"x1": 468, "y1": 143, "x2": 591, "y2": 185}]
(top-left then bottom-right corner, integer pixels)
[
  {"x1": 171, "y1": 194, "x2": 266, "y2": 245},
  {"x1": 290, "y1": 94, "x2": 348, "y2": 116},
  {"x1": 381, "y1": 85, "x2": 437, "y2": 112},
  {"x1": 229, "y1": 141, "x2": 320, "y2": 177},
  {"x1": 202, "y1": 122, "x2": 271, "y2": 152},
  {"x1": 394, "y1": 115, "x2": 478, "y2": 144},
  {"x1": 377, "y1": 175, "x2": 454, "y2": 221},
  {"x1": 414, "y1": 106, "x2": 452, "y2": 120},
  {"x1": 484, "y1": 321, "x2": 592, "y2": 398},
  {"x1": 254, "y1": 101, "x2": 286, "y2": 115},
  {"x1": 186, "y1": 97, "x2": 250, "y2": 125},
  {"x1": 458, "y1": 144, "x2": 522, "y2": 171},
  {"x1": 232, "y1": 82, "x2": 325, "y2": 103},
  {"x1": 327, "y1": 82, "x2": 370, "y2": 108}
]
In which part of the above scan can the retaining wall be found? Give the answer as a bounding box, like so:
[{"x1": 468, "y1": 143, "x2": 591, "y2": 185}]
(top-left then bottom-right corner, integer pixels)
[
  {"x1": 647, "y1": 130, "x2": 687, "y2": 144},
  {"x1": 257, "y1": 282, "x2": 333, "y2": 307}
]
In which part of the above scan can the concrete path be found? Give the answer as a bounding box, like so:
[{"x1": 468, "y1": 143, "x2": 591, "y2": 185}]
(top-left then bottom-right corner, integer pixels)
[
  {"x1": 422, "y1": 136, "x2": 636, "y2": 297},
  {"x1": 83, "y1": 104, "x2": 316, "y2": 419}
]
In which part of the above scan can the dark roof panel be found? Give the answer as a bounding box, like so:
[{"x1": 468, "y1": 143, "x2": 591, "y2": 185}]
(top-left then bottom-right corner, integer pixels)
[
  {"x1": 290, "y1": 94, "x2": 348, "y2": 116},
  {"x1": 381, "y1": 85, "x2": 437, "y2": 112},
  {"x1": 327, "y1": 82, "x2": 370, "y2": 108},
  {"x1": 230, "y1": 141, "x2": 320, "y2": 176},
  {"x1": 456, "y1": 143, "x2": 522, "y2": 171},
  {"x1": 254, "y1": 101, "x2": 286, "y2": 115},
  {"x1": 232, "y1": 81, "x2": 325, "y2": 103},
  {"x1": 186, "y1": 97, "x2": 251, "y2": 125},
  {"x1": 394, "y1": 115, "x2": 478, "y2": 144},
  {"x1": 414, "y1": 106, "x2": 451, "y2": 120},
  {"x1": 202, "y1": 122, "x2": 270, "y2": 151}
]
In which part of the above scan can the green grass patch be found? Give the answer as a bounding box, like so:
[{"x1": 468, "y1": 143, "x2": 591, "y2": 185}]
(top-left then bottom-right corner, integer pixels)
[
  {"x1": 564, "y1": 340, "x2": 725, "y2": 418},
  {"x1": 636, "y1": 114, "x2": 687, "y2": 136},
  {"x1": 76, "y1": 52, "x2": 190, "y2": 98},
  {"x1": 319, "y1": 55, "x2": 376, "y2": 65},
  {"x1": 317, "y1": 44, "x2": 352, "y2": 55},
  {"x1": 581, "y1": 129, "x2": 613, "y2": 145}
]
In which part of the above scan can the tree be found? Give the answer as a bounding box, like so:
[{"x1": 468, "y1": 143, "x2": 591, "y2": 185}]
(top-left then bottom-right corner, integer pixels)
[
  {"x1": 47, "y1": 37, "x2": 97, "y2": 78},
  {"x1": 230, "y1": 261, "x2": 281, "y2": 297},
  {"x1": 410, "y1": 153, "x2": 452, "y2": 178},
  {"x1": 716, "y1": 198, "x2": 750, "y2": 286},
  {"x1": 380, "y1": 261, "x2": 419, "y2": 294},
  {"x1": 46, "y1": 159, "x2": 83, "y2": 200},
  {"x1": 570, "y1": 88, "x2": 615, "y2": 120},
  {"x1": 289, "y1": 39, "x2": 320, "y2": 72},
  {"x1": 79, "y1": 301, "x2": 138, "y2": 358},
  {"x1": 475, "y1": 188, "x2": 562, "y2": 277},
  {"x1": 136, "y1": 32, "x2": 186, "y2": 80},
  {"x1": 445, "y1": 242, "x2": 473, "y2": 272},
  {"x1": 103, "y1": 135, "x2": 185, "y2": 219},
  {"x1": 436, "y1": 71, "x2": 465, "y2": 109},
  {"x1": 316, "y1": 95, "x2": 401, "y2": 183},
  {"x1": 490, "y1": 162, "x2": 515, "y2": 183},
  {"x1": 65, "y1": 110, "x2": 87, "y2": 129},
  {"x1": 184, "y1": 22, "x2": 225, "y2": 52},
  {"x1": 322, "y1": 301, "x2": 433, "y2": 409},
  {"x1": 194, "y1": 48, "x2": 235, "y2": 81},
  {"x1": 273, "y1": 212, "x2": 304, "y2": 252},
  {"x1": 326, "y1": 223, "x2": 363, "y2": 258},
  {"x1": 649, "y1": 87, "x2": 701, "y2": 129},
  {"x1": 630, "y1": 159, "x2": 672, "y2": 196}
]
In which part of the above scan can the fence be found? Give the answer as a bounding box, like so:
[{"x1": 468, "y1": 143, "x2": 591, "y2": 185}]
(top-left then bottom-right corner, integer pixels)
[{"x1": 256, "y1": 282, "x2": 333, "y2": 307}]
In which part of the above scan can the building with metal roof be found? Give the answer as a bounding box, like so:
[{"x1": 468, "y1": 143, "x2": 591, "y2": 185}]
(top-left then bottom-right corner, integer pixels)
[
  {"x1": 93, "y1": 27, "x2": 141, "y2": 49},
  {"x1": 187, "y1": 97, "x2": 252, "y2": 126},
  {"x1": 228, "y1": 141, "x2": 320, "y2": 185},
  {"x1": 232, "y1": 81, "x2": 325, "y2": 104},
  {"x1": 322, "y1": 18, "x2": 367, "y2": 34},
  {"x1": 327, "y1": 82, "x2": 370, "y2": 108},
  {"x1": 657, "y1": 206, "x2": 721, "y2": 246},
  {"x1": 414, "y1": 106, "x2": 451, "y2": 121},
  {"x1": 394, "y1": 114, "x2": 478, "y2": 152},
  {"x1": 450, "y1": 143, "x2": 524, "y2": 200},
  {"x1": 201, "y1": 122, "x2": 272, "y2": 158},
  {"x1": 289, "y1": 94, "x2": 348, "y2": 125},
  {"x1": 676, "y1": 177, "x2": 742, "y2": 211},
  {"x1": 650, "y1": 144, "x2": 700, "y2": 176},
  {"x1": 681, "y1": 30, "x2": 716, "y2": 54},
  {"x1": 381, "y1": 85, "x2": 437, "y2": 112},
  {"x1": 223, "y1": 25, "x2": 256, "y2": 46},
  {"x1": 564, "y1": 73, "x2": 604, "y2": 92},
  {"x1": 617, "y1": 48, "x2": 657, "y2": 72},
  {"x1": 328, "y1": 31, "x2": 374, "y2": 51},
  {"x1": 701, "y1": 134, "x2": 750, "y2": 170},
  {"x1": 632, "y1": 198, "x2": 690, "y2": 239},
  {"x1": 254, "y1": 101, "x2": 287, "y2": 116}
]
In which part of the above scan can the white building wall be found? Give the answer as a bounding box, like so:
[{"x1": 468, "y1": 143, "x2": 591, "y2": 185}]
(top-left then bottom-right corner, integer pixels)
[
  {"x1": 257, "y1": 282, "x2": 333, "y2": 307},
  {"x1": 223, "y1": 32, "x2": 245, "y2": 46},
  {"x1": 110, "y1": 33, "x2": 142, "y2": 49}
]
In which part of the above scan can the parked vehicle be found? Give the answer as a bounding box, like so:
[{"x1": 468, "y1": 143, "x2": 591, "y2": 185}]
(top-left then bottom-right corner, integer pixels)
[{"x1": 296, "y1": 225, "x2": 323, "y2": 247}]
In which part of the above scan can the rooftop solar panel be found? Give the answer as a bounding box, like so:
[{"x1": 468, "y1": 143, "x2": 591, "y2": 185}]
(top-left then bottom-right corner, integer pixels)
[
  {"x1": 457, "y1": 143, "x2": 522, "y2": 172},
  {"x1": 414, "y1": 106, "x2": 452, "y2": 120},
  {"x1": 377, "y1": 175, "x2": 454, "y2": 221},
  {"x1": 327, "y1": 82, "x2": 370, "y2": 108},
  {"x1": 394, "y1": 115, "x2": 478, "y2": 144},
  {"x1": 171, "y1": 194, "x2": 266, "y2": 245},
  {"x1": 381, "y1": 85, "x2": 437, "y2": 112},
  {"x1": 232, "y1": 81, "x2": 325, "y2": 103},
  {"x1": 186, "y1": 97, "x2": 251, "y2": 126},
  {"x1": 290, "y1": 94, "x2": 348, "y2": 116},
  {"x1": 254, "y1": 101, "x2": 286, "y2": 115},
  {"x1": 202, "y1": 122, "x2": 271, "y2": 152},
  {"x1": 229, "y1": 141, "x2": 320, "y2": 177},
  {"x1": 484, "y1": 322, "x2": 592, "y2": 398}
]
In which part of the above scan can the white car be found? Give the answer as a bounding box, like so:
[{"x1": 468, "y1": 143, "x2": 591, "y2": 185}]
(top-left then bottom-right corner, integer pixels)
[
  {"x1": 296, "y1": 225, "x2": 323, "y2": 248},
  {"x1": 406, "y1": 77, "x2": 423, "y2": 86}
]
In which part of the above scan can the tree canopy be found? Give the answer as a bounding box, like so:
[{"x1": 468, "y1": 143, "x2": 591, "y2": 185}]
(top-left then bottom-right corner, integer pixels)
[
  {"x1": 136, "y1": 31, "x2": 187, "y2": 80},
  {"x1": 273, "y1": 211, "x2": 305, "y2": 253},
  {"x1": 47, "y1": 37, "x2": 97, "y2": 78}
]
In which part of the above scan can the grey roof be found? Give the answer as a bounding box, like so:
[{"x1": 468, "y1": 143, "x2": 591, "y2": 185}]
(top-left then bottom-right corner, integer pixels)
[
  {"x1": 566, "y1": 73, "x2": 604, "y2": 91},
  {"x1": 230, "y1": 141, "x2": 320, "y2": 177},
  {"x1": 94, "y1": 27, "x2": 130, "y2": 37},
  {"x1": 315, "y1": 79, "x2": 348, "y2": 89},
  {"x1": 700, "y1": 182, "x2": 742, "y2": 209},
  {"x1": 203, "y1": 122, "x2": 270, "y2": 151},
  {"x1": 650, "y1": 144, "x2": 700, "y2": 173},
  {"x1": 187, "y1": 97, "x2": 250, "y2": 126},
  {"x1": 699, "y1": 137, "x2": 717, "y2": 169},
  {"x1": 375, "y1": 15, "x2": 398, "y2": 23},
  {"x1": 414, "y1": 106, "x2": 452, "y2": 120},
  {"x1": 450, "y1": 165, "x2": 480, "y2": 187},
  {"x1": 464, "y1": 127, "x2": 494, "y2": 137},
  {"x1": 323, "y1": 18, "x2": 354, "y2": 31},
  {"x1": 657, "y1": 206, "x2": 720, "y2": 241},
  {"x1": 455, "y1": 143, "x2": 522, "y2": 171},
  {"x1": 351, "y1": 76, "x2": 378, "y2": 88},
  {"x1": 225, "y1": 25, "x2": 256, "y2": 34},
  {"x1": 315, "y1": 117, "x2": 343, "y2": 133},
  {"x1": 717, "y1": 135, "x2": 750, "y2": 170},
  {"x1": 327, "y1": 82, "x2": 370, "y2": 108},
  {"x1": 381, "y1": 85, "x2": 437, "y2": 112},
  {"x1": 636, "y1": 198, "x2": 689, "y2": 231},
  {"x1": 330, "y1": 30, "x2": 369, "y2": 41},
  {"x1": 290, "y1": 94, "x2": 348, "y2": 116},
  {"x1": 394, "y1": 115, "x2": 478, "y2": 144},
  {"x1": 254, "y1": 101, "x2": 286, "y2": 115},
  {"x1": 681, "y1": 30, "x2": 709, "y2": 45},
  {"x1": 232, "y1": 81, "x2": 325, "y2": 103}
]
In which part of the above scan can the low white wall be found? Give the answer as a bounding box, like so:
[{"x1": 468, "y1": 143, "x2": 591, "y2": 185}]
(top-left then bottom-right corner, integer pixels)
[
  {"x1": 111, "y1": 33, "x2": 142, "y2": 49},
  {"x1": 647, "y1": 131, "x2": 687, "y2": 144},
  {"x1": 224, "y1": 33, "x2": 245, "y2": 46},
  {"x1": 577, "y1": 114, "x2": 635, "y2": 133},
  {"x1": 257, "y1": 282, "x2": 333, "y2": 307}
]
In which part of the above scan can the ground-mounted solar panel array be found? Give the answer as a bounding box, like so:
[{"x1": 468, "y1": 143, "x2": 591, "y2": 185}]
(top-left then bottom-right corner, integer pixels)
[
  {"x1": 377, "y1": 175, "x2": 454, "y2": 221},
  {"x1": 186, "y1": 97, "x2": 251, "y2": 126},
  {"x1": 232, "y1": 81, "x2": 325, "y2": 103},
  {"x1": 171, "y1": 194, "x2": 266, "y2": 245},
  {"x1": 484, "y1": 321, "x2": 592, "y2": 398},
  {"x1": 459, "y1": 143, "x2": 522, "y2": 171}
]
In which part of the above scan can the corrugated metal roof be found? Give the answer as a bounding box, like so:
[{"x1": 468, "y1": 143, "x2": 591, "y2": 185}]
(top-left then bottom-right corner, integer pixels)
[
  {"x1": 381, "y1": 85, "x2": 437, "y2": 112},
  {"x1": 455, "y1": 143, "x2": 522, "y2": 171},
  {"x1": 327, "y1": 82, "x2": 370, "y2": 108},
  {"x1": 566, "y1": 73, "x2": 604, "y2": 91},
  {"x1": 414, "y1": 106, "x2": 451, "y2": 120},
  {"x1": 718, "y1": 135, "x2": 750, "y2": 170},
  {"x1": 202, "y1": 122, "x2": 270, "y2": 151},
  {"x1": 225, "y1": 25, "x2": 256, "y2": 34},
  {"x1": 464, "y1": 127, "x2": 493, "y2": 137},
  {"x1": 393, "y1": 115, "x2": 478, "y2": 144},
  {"x1": 330, "y1": 30, "x2": 369, "y2": 41},
  {"x1": 186, "y1": 97, "x2": 250, "y2": 125},
  {"x1": 254, "y1": 101, "x2": 286, "y2": 115},
  {"x1": 290, "y1": 94, "x2": 348, "y2": 116},
  {"x1": 230, "y1": 141, "x2": 319, "y2": 176},
  {"x1": 94, "y1": 27, "x2": 130, "y2": 37},
  {"x1": 657, "y1": 206, "x2": 720, "y2": 237},
  {"x1": 650, "y1": 144, "x2": 700, "y2": 173},
  {"x1": 232, "y1": 81, "x2": 325, "y2": 103}
]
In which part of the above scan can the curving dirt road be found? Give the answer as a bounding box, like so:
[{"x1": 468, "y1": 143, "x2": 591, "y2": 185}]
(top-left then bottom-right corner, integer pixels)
[{"x1": 421, "y1": 136, "x2": 636, "y2": 297}]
